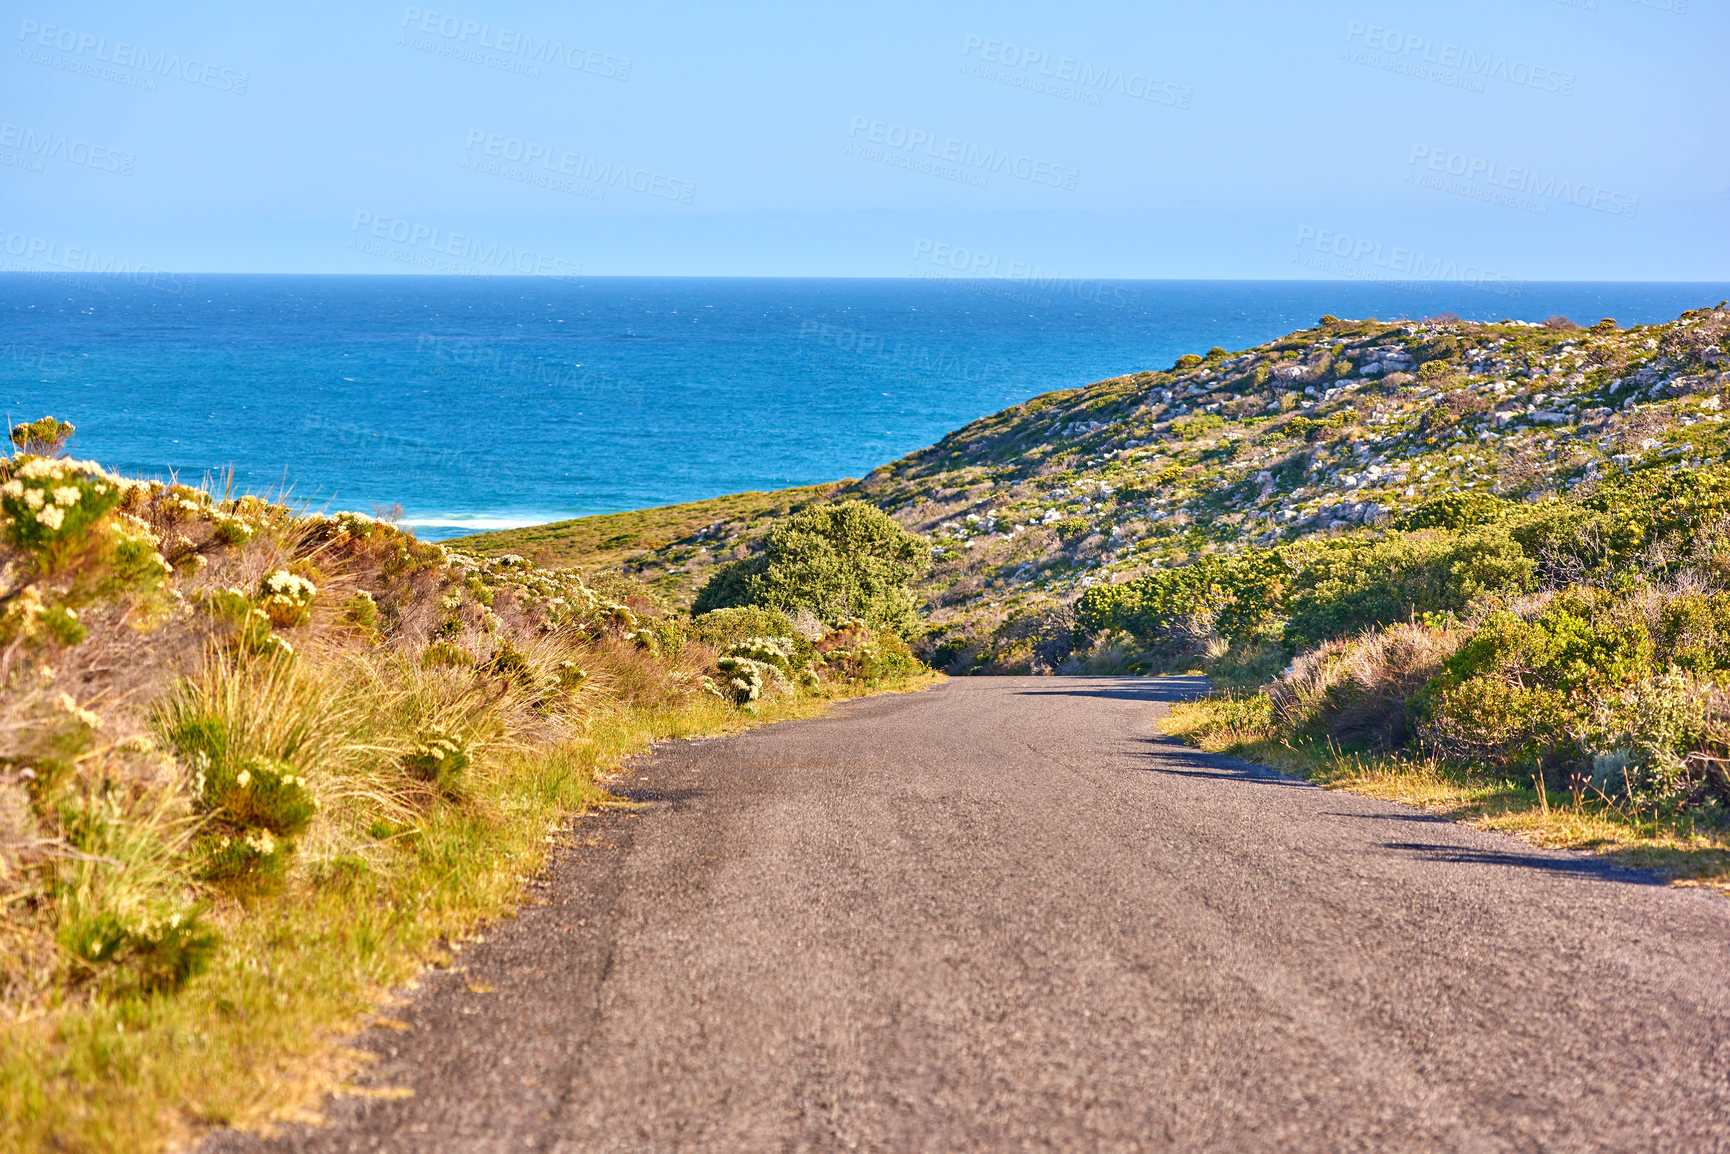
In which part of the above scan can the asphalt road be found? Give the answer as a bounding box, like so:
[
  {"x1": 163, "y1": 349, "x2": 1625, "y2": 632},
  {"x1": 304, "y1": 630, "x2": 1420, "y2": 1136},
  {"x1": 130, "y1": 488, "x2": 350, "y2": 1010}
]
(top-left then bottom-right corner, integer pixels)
[{"x1": 207, "y1": 676, "x2": 1730, "y2": 1153}]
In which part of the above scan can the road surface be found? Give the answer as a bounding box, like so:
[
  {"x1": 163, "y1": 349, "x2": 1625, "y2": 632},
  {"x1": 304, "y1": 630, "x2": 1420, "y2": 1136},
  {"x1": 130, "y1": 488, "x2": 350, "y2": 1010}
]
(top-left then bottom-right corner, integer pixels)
[{"x1": 207, "y1": 676, "x2": 1730, "y2": 1152}]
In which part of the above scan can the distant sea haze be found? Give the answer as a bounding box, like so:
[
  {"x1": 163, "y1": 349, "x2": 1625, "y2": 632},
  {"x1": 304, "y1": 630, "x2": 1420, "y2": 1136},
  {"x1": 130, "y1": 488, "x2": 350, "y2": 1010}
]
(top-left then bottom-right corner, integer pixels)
[{"x1": 2, "y1": 275, "x2": 1724, "y2": 540}]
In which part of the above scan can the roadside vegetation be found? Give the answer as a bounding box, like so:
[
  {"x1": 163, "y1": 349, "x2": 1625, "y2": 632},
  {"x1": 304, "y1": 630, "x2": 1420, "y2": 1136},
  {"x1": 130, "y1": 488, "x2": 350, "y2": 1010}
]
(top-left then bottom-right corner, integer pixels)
[
  {"x1": 461, "y1": 303, "x2": 1730, "y2": 883},
  {"x1": 0, "y1": 419, "x2": 929, "y2": 1153},
  {"x1": 1135, "y1": 470, "x2": 1730, "y2": 885}
]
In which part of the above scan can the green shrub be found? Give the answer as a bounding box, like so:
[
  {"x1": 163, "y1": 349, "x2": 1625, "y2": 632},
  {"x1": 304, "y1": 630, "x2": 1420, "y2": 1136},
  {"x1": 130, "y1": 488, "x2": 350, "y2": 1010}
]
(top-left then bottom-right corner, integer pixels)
[
  {"x1": 156, "y1": 652, "x2": 340, "y2": 878},
  {"x1": 9, "y1": 415, "x2": 76, "y2": 456},
  {"x1": 1415, "y1": 598, "x2": 1654, "y2": 769},
  {"x1": 1173, "y1": 353, "x2": 1203, "y2": 370},
  {"x1": 341, "y1": 591, "x2": 379, "y2": 636},
  {"x1": 1657, "y1": 593, "x2": 1730, "y2": 675},
  {"x1": 199, "y1": 829, "x2": 291, "y2": 882},
  {"x1": 692, "y1": 501, "x2": 926, "y2": 634},
  {"x1": 691, "y1": 606, "x2": 797, "y2": 649},
  {"x1": 39, "y1": 605, "x2": 86, "y2": 646},
  {"x1": 60, "y1": 909, "x2": 216, "y2": 993},
  {"x1": 1053, "y1": 517, "x2": 1090, "y2": 541},
  {"x1": 1172, "y1": 413, "x2": 1225, "y2": 440},
  {"x1": 1576, "y1": 673, "x2": 1705, "y2": 806},
  {"x1": 91, "y1": 514, "x2": 174, "y2": 599},
  {"x1": 1392, "y1": 493, "x2": 1512, "y2": 532},
  {"x1": 1285, "y1": 527, "x2": 1532, "y2": 650},
  {"x1": 403, "y1": 732, "x2": 470, "y2": 795},
  {"x1": 485, "y1": 641, "x2": 538, "y2": 690},
  {"x1": 200, "y1": 588, "x2": 279, "y2": 656},
  {"x1": 1280, "y1": 413, "x2": 1349, "y2": 442},
  {"x1": 1076, "y1": 553, "x2": 1290, "y2": 657},
  {"x1": 197, "y1": 753, "x2": 317, "y2": 838},
  {"x1": 0, "y1": 457, "x2": 126, "y2": 559}
]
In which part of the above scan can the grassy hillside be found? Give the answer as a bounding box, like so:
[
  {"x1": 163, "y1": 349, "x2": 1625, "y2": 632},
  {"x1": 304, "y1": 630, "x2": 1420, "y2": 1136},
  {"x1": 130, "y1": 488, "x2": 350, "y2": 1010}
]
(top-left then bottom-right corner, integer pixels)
[
  {"x1": 461, "y1": 304, "x2": 1730, "y2": 889},
  {"x1": 472, "y1": 483, "x2": 838, "y2": 582},
  {"x1": 462, "y1": 304, "x2": 1730, "y2": 669}
]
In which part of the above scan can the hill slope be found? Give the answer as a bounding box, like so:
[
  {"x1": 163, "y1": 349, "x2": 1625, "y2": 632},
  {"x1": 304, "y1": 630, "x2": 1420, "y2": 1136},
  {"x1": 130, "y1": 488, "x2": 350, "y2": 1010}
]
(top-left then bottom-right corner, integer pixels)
[{"x1": 463, "y1": 303, "x2": 1730, "y2": 666}]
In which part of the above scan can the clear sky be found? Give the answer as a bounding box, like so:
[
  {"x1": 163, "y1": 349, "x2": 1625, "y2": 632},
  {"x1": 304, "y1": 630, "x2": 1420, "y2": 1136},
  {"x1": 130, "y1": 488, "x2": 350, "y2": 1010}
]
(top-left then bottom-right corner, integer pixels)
[{"x1": 1, "y1": 0, "x2": 1724, "y2": 278}]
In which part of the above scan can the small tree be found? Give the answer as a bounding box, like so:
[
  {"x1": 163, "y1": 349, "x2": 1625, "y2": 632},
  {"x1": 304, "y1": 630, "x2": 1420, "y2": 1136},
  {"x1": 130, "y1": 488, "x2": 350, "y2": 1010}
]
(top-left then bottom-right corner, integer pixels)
[
  {"x1": 692, "y1": 501, "x2": 926, "y2": 634},
  {"x1": 10, "y1": 416, "x2": 75, "y2": 458}
]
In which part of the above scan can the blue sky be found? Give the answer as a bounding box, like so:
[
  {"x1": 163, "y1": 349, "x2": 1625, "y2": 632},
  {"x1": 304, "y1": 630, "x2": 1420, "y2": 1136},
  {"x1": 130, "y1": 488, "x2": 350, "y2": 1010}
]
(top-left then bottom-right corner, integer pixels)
[{"x1": 1, "y1": 0, "x2": 1724, "y2": 278}]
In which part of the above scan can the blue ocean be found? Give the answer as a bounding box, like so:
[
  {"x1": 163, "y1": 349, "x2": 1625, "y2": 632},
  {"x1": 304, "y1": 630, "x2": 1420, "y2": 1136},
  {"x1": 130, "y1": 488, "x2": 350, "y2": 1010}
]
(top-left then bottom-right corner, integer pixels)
[{"x1": 3, "y1": 275, "x2": 1725, "y2": 540}]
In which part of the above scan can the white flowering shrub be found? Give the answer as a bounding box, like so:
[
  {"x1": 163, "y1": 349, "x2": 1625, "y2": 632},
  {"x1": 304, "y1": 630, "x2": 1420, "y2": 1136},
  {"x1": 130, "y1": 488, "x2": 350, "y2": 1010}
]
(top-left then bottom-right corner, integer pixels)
[
  {"x1": 0, "y1": 457, "x2": 126, "y2": 554},
  {"x1": 259, "y1": 570, "x2": 317, "y2": 628},
  {"x1": 715, "y1": 656, "x2": 765, "y2": 703},
  {"x1": 724, "y1": 637, "x2": 794, "y2": 671},
  {"x1": 328, "y1": 510, "x2": 382, "y2": 539},
  {"x1": 180, "y1": 749, "x2": 317, "y2": 881}
]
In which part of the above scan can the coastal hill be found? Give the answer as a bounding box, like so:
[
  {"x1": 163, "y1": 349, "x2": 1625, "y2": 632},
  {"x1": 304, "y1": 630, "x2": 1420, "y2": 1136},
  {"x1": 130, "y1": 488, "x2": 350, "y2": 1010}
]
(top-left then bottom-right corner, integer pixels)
[{"x1": 461, "y1": 303, "x2": 1730, "y2": 668}]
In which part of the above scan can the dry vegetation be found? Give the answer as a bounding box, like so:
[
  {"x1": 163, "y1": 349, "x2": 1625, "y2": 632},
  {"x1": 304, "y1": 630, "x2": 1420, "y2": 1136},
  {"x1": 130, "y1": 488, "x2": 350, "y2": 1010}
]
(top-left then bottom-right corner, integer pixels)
[{"x1": 0, "y1": 420, "x2": 928, "y2": 1153}]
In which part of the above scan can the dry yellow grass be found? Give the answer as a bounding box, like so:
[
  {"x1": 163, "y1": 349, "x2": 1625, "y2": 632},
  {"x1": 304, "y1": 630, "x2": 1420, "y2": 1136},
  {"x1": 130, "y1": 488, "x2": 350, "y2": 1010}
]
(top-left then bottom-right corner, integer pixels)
[{"x1": 1163, "y1": 698, "x2": 1730, "y2": 891}]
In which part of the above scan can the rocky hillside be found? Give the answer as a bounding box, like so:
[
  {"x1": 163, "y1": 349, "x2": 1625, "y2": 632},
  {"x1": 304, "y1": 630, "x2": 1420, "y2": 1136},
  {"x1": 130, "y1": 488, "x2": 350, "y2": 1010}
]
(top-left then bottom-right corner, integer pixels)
[{"x1": 463, "y1": 303, "x2": 1730, "y2": 667}]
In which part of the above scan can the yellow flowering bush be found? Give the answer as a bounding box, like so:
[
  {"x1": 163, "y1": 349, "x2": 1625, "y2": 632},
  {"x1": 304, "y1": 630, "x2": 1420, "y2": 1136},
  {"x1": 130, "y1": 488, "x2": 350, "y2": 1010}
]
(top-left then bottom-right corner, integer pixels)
[
  {"x1": 0, "y1": 457, "x2": 126, "y2": 554},
  {"x1": 403, "y1": 732, "x2": 470, "y2": 795},
  {"x1": 259, "y1": 570, "x2": 316, "y2": 628}
]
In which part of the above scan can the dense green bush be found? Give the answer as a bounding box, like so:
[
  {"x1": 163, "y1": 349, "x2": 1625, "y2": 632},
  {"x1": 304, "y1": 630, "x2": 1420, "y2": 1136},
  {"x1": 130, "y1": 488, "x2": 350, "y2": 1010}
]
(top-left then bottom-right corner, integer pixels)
[
  {"x1": 1074, "y1": 553, "x2": 1288, "y2": 667},
  {"x1": 9, "y1": 416, "x2": 75, "y2": 457},
  {"x1": 1391, "y1": 493, "x2": 1512, "y2": 533},
  {"x1": 1414, "y1": 594, "x2": 1654, "y2": 770},
  {"x1": 1284, "y1": 527, "x2": 1532, "y2": 650},
  {"x1": 692, "y1": 501, "x2": 926, "y2": 633},
  {"x1": 1657, "y1": 592, "x2": 1730, "y2": 675}
]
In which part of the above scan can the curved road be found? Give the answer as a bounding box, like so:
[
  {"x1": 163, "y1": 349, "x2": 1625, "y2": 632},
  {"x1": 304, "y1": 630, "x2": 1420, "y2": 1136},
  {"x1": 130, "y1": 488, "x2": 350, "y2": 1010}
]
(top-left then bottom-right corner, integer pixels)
[{"x1": 210, "y1": 676, "x2": 1730, "y2": 1152}]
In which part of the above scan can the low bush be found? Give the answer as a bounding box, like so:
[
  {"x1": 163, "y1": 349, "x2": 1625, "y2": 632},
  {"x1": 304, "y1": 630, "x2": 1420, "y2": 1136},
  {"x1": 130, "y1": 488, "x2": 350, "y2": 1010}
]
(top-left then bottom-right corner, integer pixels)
[{"x1": 691, "y1": 605, "x2": 796, "y2": 650}]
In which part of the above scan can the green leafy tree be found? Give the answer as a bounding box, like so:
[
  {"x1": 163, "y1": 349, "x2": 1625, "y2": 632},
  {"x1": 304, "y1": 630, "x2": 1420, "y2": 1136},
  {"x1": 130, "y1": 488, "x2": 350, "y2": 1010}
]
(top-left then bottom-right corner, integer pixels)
[{"x1": 692, "y1": 501, "x2": 927, "y2": 633}]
